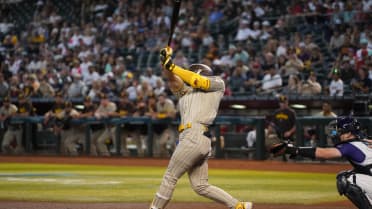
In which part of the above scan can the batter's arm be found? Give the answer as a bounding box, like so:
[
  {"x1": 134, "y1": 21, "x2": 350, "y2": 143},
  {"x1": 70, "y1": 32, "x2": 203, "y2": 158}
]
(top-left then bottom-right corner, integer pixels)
[
  {"x1": 163, "y1": 69, "x2": 184, "y2": 93},
  {"x1": 160, "y1": 47, "x2": 210, "y2": 90}
]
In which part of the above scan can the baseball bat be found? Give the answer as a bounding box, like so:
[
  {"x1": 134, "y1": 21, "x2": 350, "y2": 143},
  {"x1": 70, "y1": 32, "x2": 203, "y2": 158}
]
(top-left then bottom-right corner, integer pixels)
[{"x1": 167, "y1": 0, "x2": 182, "y2": 47}]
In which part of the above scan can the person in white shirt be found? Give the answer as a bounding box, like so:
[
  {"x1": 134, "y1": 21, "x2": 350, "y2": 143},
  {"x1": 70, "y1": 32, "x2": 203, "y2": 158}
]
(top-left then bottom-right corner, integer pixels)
[
  {"x1": 248, "y1": 21, "x2": 262, "y2": 40},
  {"x1": 276, "y1": 38, "x2": 288, "y2": 57},
  {"x1": 261, "y1": 64, "x2": 282, "y2": 92},
  {"x1": 329, "y1": 70, "x2": 344, "y2": 96},
  {"x1": 315, "y1": 102, "x2": 337, "y2": 118},
  {"x1": 235, "y1": 20, "x2": 252, "y2": 42},
  {"x1": 83, "y1": 64, "x2": 100, "y2": 87}
]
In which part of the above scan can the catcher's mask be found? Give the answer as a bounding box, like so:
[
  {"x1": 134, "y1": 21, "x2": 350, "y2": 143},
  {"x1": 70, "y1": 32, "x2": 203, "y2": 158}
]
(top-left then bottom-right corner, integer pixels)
[
  {"x1": 336, "y1": 116, "x2": 361, "y2": 136},
  {"x1": 189, "y1": 64, "x2": 213, "y2": 76},
  {"x1": 327, "y1": 119, "x2": 340, "y2": 144}
]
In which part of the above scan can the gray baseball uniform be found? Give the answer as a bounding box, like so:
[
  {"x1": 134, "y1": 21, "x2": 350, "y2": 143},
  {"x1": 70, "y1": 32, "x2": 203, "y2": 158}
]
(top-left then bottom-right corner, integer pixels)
[{"x1": 150, "y1": 76, "x2": 241, "y2": 209}]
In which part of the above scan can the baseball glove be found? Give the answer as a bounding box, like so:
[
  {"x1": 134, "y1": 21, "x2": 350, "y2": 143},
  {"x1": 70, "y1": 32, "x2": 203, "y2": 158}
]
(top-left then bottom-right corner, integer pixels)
[{"x1": 269, "y1": 142, "x2": 288, "y2": 157}]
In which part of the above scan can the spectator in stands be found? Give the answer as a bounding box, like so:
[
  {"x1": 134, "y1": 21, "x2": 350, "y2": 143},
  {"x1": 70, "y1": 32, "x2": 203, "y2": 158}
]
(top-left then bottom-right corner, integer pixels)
[
  {"x1": 235, "y1": 19, "x2": 251, "y2": 42},
  {"x1": 136, "y1": 80, "x2": 154, "y2": 101},
  {"x1": 260, "y1": 64, "x2": 282, "y2": 94},
  {"x1": 276, "y1": 37, "x2": 288, "y2": 57},
  {"x1": 260, "y1": 20, "x2": 272, "y2": 41},
  {"x1": 248, "y1": 21, "x2": 262, "y2": 41},
  {"x1": 233, "y1": 43, "x2": 249, "y2": 65},
  {"x1": 86, "y1": 80, "x2": 103, "y2": 100},
  {"x1": 282, "y1": 74, "x2": 302, "y2": 95},
  {"x1": 38, "y1": 75, "x2": 55, "y2": 98},
  {"x1": 350, "y1": 68, "x2": 371, "y2": 94},
  {"x1": 303, "y1": 34, "x2": 318, "y2": 50},
  {"x1": 229, "y1": 65, "x2": 247, "y2": 93},
  {"x1": 0, "y1": 73, "x2": 9, "y2": 98},
  {"x1": 172, "y1": 51, "x2": 189, "y2": 68},
  {"x1": 280, "y1": 48, "x2": 304, "y2": 77},
  {"x1": 205, "y1": 41, "x2": 219, "y2": 62},
  {"x1": 139, "y1": 67, "x2": 160, "y2": 89},
  {"x1": 219, "y1": 45, "x2": 236, "y2": 68},
  {"x1": 339, "y1": 35, "x2": 357, "y2": 57},
  {"x1": 338, "y1": 56, "x2": 357, "y2": 83},
  {"x1": 309, "y1": 46, "x2": 324, "y2": 70},
  {"x1": 153, "y1": 78, "x2": 166, "y2": 97},
  {"x1": 8, "y1": 76, "x2": 21, "y2": 98},
  {"x1": 330, "y1": 3, "x2": 344, "y2": 25},
  {"x1": 21, "y1": 74, "x2": 38, "y2": 98},
  {"x1": 67, "y1": 73, "x2": 87, "y2": 98},
  {"x1": 300, "y1": 72, "x2": 322, "y2": 95},
  {"x1": 356, "y1": 39, "x2": 371, "y2": 69},
  {"x1": 245, "y1": 60, "x2": 264, "y2": 93},
  {"x1": 83, "y1": 64, "x2": 100, "y2": 88},
  {"x1": 297, "y1": 42, "x2": 312, "y2": 71},
  {"x1": 328, "y1": 68, "x2": 344, "y2": 96}
]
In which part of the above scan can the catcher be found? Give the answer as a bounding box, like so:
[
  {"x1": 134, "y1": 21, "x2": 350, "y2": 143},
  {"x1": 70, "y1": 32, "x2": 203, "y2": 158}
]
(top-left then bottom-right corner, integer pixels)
[
  {"x1": 269, "y1": 116, "x2": 372, "y2": 208},
  {"x1": 148, "y1": 47, "x2": 252, "y2": 209}
]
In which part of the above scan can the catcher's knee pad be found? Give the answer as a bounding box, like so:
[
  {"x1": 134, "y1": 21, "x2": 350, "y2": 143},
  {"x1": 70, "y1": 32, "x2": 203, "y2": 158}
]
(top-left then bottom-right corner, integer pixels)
[{"x1": 336, "y1": 171, "x2": 372, "y2": 209}]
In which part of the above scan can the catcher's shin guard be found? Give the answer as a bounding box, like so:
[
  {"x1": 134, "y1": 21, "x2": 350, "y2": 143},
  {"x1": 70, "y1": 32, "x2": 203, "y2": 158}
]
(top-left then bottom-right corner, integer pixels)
[{"x1": 336, "y1": 172, "x2": 372, "y2": 209}]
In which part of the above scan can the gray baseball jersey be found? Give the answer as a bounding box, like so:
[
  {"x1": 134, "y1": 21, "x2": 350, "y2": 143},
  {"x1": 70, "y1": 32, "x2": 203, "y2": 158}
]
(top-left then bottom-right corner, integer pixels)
[{"x1": 151, "y1": 76, "x2": 241, "y2": 209}]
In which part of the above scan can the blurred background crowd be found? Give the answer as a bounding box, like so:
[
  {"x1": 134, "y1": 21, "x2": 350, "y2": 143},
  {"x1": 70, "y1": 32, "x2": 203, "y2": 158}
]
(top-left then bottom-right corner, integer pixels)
[
  {"x1": 0, "y1": 0, "x2": 370, "y2": 104},
  {"x1": 0, "y1": 0, "x2": 371, "y2": 157}
]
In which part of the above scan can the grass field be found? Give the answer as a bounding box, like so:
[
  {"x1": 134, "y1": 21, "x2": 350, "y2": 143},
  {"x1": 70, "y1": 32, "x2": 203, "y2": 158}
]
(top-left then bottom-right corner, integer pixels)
[{"x1": 0, "y1": 163, "x2": 344, "y2": 204}]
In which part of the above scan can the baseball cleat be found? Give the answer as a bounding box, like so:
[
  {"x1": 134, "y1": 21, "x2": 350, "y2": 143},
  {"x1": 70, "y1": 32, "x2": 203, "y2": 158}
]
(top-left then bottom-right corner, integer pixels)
[{"x1": 235, "y1": 201, "x2": 253, "y2": 209}]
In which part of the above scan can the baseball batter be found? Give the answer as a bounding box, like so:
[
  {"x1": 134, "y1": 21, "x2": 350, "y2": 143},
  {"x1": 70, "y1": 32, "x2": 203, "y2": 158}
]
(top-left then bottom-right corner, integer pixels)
[{"x1": 148, "y1": 47, "x2": 252, "y2": 209}]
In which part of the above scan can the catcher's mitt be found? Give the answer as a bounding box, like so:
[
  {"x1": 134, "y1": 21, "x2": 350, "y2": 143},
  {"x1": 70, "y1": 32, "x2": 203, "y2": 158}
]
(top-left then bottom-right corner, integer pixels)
[{"x1": 269, "y1": 142, "x2": 288, "y2": 157}]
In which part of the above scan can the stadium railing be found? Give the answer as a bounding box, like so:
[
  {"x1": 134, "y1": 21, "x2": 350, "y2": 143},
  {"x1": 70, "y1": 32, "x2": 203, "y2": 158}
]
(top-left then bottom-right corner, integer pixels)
[{"x1": 3, "y1": 116, "x2": 371, "y2": 160}]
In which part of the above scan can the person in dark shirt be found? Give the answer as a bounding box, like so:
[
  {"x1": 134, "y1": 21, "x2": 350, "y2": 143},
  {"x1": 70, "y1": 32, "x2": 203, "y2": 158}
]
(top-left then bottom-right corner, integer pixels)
[
  {"x1": 77, "y1": 96, "x2": 100, "y2": 155},
  {"x1": 112, "y1": 92, "x2": 138, "y2": 156},
  {"x1": 270, "y1": 95, "x2": 297, "y2": 142},
  {"x1": 2, "y1": 94, "x2": 34, "y2": 154},
  {"x1": 43, "y1": 92, "x2": 65, "y2": 129},
  {"x1": 351, "y1": 68, "x2": 371, "y2": 94}
]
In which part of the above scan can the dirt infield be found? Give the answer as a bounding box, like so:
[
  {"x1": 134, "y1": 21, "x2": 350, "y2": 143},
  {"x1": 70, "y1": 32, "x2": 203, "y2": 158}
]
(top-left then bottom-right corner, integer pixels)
[{"x1": 0, "y1": 156, "x2": 355, "y2": 209}]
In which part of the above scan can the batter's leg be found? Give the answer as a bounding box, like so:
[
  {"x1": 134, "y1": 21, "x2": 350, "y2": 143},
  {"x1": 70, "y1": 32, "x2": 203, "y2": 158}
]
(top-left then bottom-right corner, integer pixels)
[
  {"x1": 150, "y1": 131, "x2": 211, "y2": 209},
  {"x1": 188, "y1": 158, "x2": 240, "y2": 208}
]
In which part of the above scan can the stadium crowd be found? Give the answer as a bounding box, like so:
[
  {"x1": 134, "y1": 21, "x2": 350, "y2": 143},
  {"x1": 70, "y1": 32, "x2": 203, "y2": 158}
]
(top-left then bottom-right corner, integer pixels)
[{"x1": 0, "y1": 0, "x2": 371, "y2": 156}]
